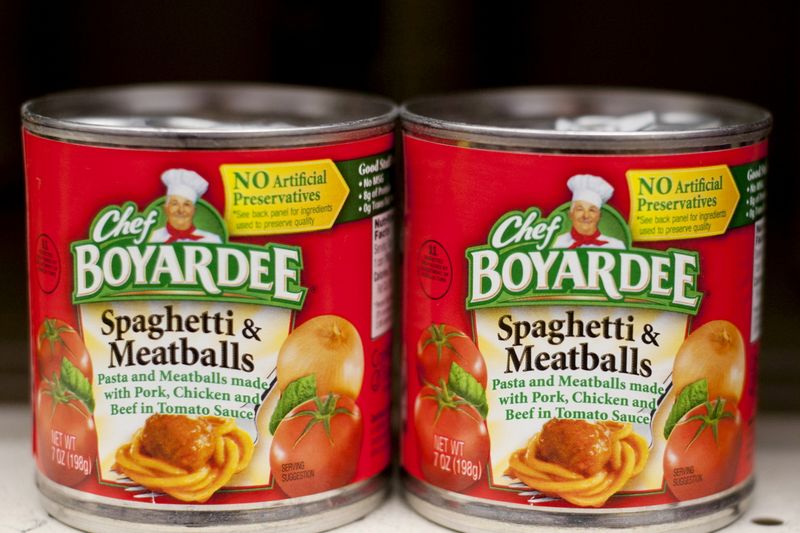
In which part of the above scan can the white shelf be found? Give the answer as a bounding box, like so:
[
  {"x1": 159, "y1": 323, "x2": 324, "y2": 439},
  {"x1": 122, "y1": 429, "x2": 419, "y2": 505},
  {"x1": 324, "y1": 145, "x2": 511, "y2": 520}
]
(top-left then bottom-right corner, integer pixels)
[{"x1": 1, "y1": 406, "x2": 796, "y2": 532}]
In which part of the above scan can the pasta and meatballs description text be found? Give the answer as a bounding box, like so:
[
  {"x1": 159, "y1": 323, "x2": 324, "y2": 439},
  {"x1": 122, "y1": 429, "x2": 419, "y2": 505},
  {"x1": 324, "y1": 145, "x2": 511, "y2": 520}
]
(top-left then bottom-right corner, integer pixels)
[
  {"x1": 478, "y1": 307, "x2": 685, "y2": 428},
  {"x1": 76, "y1": 300, "x2": 291, "y2": 476}
]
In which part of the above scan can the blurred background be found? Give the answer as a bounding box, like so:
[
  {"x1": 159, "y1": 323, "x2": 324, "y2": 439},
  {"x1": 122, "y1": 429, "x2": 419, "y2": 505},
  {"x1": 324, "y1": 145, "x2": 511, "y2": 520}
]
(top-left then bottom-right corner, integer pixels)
[{"x1": 0, "y1": 0, "x2": 797, "y2": 410}]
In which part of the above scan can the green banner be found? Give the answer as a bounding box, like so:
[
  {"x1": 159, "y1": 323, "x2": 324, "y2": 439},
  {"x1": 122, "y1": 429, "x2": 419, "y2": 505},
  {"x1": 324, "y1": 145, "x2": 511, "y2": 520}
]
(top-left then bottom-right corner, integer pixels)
[
  {"x1": 730, "y1": 159, "x2": 767, "y2": 229},
  {"x1": 335, "y1": 152, "x2": 394, "y2": 223}
]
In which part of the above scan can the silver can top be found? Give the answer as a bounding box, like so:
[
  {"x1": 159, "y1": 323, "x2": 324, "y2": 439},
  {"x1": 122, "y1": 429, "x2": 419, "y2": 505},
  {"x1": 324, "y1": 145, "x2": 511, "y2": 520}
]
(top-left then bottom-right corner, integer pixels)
[
  {"x1": 22, "y1": 83, "x2": 398, "y2": 149},
  {"x1": 401, "y1": 87, "x2": 772, "y2": 152}
]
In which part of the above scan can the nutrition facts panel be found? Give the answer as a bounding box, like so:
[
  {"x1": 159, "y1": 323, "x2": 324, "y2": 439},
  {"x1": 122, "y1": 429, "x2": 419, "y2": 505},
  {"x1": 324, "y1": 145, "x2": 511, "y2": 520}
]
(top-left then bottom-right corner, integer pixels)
[
  {"x1": 371, "y1": 210, "x2": 394, "y2": 339},
  {"x1": 751, "y1": 218, "x2": 766, "y2": 342}
]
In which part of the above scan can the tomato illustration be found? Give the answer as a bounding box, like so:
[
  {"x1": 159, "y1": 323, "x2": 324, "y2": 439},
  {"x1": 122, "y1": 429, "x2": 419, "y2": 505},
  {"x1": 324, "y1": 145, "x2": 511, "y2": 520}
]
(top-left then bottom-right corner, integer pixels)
[
  {"x1": 417, "y1": 324, "x2": 487, "y2": 387},
  {"x1": 36, "y1": 384, "x2": 97, "y2": 487},
  {"x1": 270, "y1": 394, "x2": 362, "y2": 497},
  {"x1": 664, "y1": 398, "x2": 742, "y2": 501},
  {"x1": 37, "y1": 318, "x2": 92, "y2": 381},
  {"x1": 414, "y1": 384, "x2": 489, "y2": 492}
]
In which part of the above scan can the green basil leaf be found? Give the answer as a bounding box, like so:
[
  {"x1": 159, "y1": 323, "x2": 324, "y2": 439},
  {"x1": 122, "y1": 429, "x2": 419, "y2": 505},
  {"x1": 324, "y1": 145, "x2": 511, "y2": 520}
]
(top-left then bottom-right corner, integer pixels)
[
  {"x1": 664, "y1": 378, "x2": 708, "y2": 439},
  {"x1": 448, "y1": 362, "x2": 488, "y2": 418},
  {"x1": 61, "y1": 357, "x2": 94, "y2": 413},
  {"x1": 270, "y1": 374, "x2": 317, "y2": 434}
]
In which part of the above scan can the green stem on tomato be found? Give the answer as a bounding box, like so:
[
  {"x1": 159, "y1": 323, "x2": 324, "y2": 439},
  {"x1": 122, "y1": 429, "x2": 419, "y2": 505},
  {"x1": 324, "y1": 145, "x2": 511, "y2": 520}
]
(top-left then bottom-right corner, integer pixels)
[
  {"x1": 40, "y1": 377, "x2": 90, "y2": 420},
  {"x1": 420, "y1": 380, "x2": 482, "y2": 426},
  {"x1": 40, "y1": 319, "x2": 78, "y2": 358},
  {"x1": 289, "y1": 393, "x2": 355, "y2": 447},
  {"x1": 682, "y1": 397, "x2": 735, "y2": 449},
  {"x1": 420, "y1": 324, "x2": 467, "y2": 365}
]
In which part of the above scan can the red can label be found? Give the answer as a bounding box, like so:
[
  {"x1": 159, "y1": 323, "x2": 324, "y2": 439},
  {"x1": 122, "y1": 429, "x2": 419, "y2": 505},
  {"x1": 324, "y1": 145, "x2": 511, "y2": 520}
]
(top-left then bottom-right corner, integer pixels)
[
  {"x1": 26, "y1": 131, "x2": 394, "y2": 504},
  {"x1": 402, "y1": 134, "x2": 766, "y2": 509}
]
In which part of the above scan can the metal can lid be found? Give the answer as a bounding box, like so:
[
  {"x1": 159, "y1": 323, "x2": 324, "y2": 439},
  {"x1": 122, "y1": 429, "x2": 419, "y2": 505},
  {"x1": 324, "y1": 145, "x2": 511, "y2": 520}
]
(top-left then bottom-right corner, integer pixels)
[
  {"x1": 401, "y1": 87, "x2": 772, "y2": 152},
  {"x1": 22, "y1": 83, "x2": 398, "y2": 149}
]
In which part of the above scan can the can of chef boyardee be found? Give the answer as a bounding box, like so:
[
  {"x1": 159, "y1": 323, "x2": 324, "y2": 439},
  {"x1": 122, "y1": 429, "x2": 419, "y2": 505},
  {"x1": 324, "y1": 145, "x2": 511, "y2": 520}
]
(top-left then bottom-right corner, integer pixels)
[
  {"x1": 23, "y1": 84, "x2": 396, "y2": 532},
  {"x1": 400, "y1": 88, "x2": 770, "y2": 532}
]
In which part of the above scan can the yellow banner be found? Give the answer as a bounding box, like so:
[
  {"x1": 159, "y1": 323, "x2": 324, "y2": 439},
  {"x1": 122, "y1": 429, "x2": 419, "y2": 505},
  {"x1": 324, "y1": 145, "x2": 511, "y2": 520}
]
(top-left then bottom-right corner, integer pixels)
[
  {"x1": 220, "y1": 159, "x2": 349, "y2": 236},
  {"x1": 626, "y1": 165, "x2": 740, "y2": 241}
]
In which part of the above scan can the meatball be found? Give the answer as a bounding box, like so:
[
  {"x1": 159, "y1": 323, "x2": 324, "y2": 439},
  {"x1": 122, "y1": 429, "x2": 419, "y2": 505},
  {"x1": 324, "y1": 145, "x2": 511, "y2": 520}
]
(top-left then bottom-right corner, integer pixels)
[
  {"x1": 140, "y1": 414, "x2": 216, "y2": 471},
  {"x1": 536, "y1": 419, "x2": 612, "y2": 476}
]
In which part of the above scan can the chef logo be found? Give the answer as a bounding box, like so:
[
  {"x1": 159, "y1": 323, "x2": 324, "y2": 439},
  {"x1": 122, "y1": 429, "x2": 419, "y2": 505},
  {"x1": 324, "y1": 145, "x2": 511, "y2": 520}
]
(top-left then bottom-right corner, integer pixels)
[
  {"x1": 69, "y1": 168, "x2": 307, "y2": 309},
  {"x1": 552, "y1": 174, "x2": 629, "y2": 250},
  {"x1": 149, "y1": 168, "x2": 226, "y2": 244},
  {"x1": 465, "y1": 174, "x2": 702, "y2": 315}
]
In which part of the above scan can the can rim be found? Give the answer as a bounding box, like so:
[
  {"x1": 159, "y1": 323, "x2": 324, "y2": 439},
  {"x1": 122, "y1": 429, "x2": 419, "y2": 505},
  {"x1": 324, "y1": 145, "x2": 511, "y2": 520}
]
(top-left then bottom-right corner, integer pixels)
[
  {"x1": 401, "y1": 86, "x2": 772, "y2": 151},
  {"x1": 21, "y1": 83, "x2": 398, "y2": 149}
]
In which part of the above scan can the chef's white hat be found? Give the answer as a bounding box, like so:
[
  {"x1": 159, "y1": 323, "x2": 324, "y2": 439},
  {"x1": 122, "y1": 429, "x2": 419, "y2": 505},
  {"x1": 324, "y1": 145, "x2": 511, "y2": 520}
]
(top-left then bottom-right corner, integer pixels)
[
  {"x1": 161, "y1": 169, "x2": 209, "y2": 204},
  {"x1": 567, "y1": 174, "x2": 614, "y2": 208}
]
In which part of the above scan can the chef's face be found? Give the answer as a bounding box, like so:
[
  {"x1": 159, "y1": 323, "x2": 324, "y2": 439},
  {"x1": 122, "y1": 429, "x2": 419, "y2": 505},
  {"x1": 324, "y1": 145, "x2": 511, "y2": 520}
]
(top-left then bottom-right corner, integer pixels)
[
  {"x1": 165, "y1": 195, "x2": 196, "y2": 230},
  {"x1": 569, "y1": 200, "x2": 601, "y2": 236}
]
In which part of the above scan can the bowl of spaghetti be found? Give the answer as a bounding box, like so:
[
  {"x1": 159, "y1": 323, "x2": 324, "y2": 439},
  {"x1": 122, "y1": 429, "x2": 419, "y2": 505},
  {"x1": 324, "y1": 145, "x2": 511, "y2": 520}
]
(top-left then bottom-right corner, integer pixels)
[
  {"x1": 505, "y1": 418, "x2": 649, "y2": 508},
  {"x1": 113, "y1": 414, "x2": 254, "y2": 503}
]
